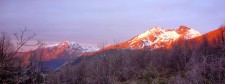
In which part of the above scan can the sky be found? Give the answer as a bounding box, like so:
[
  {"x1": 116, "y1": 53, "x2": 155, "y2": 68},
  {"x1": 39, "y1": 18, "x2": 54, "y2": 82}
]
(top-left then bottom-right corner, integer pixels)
[{"x1": 0, "y1": 0, "x2": 225, "y2": 48}]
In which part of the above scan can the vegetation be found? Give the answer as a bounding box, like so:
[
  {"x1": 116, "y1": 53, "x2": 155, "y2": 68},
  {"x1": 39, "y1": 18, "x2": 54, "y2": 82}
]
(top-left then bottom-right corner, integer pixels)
[
  {"x1": 46, "y1": 27, "x2": 225, "y2": 84},
  {"x1": 0, "y1": 28, "x2": 44, "y2": 84},
  {"x1": 0, "y1": 26, "x2": 225, "y2": 84}
]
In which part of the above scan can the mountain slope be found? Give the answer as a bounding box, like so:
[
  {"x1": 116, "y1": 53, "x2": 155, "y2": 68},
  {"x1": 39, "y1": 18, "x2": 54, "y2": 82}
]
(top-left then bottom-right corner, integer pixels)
[
  {"x1": 20, "y1": 41, "x2": 98, "y2": 69},
  {"x1": 48, "y1": 26, "x2": 225, "y2": 84},
  {"x1": 41, "y1": 41, "x2": 97, "y2": 60},
  {"x1": 106, "y1": 26, "x2": 201, "y2": 50},
  {"x1": 193, "y1": 26, "x2": 225, "y2": 47}
]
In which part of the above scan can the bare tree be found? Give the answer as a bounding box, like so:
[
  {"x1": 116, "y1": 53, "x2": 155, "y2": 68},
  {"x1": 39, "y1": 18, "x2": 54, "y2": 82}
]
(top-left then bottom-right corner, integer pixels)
[
  {"x1": 218, "y1": 26, "x2": 225, "y2": 48},
  {"x1": 25, "y1": 45, "x2": 45, "y2": 84},
  {"x1": 113, "y1": 39, "x2": 120, "y2": 49},
  {"x1": 0, "y1": 32, "x2": 22, "y2": 83},
  {"x1": 97, "y1": 41, "x2": 107, "y2": 50},
  {"x1": 0, "y1": 28, "x2": 42, "y2": 83}
]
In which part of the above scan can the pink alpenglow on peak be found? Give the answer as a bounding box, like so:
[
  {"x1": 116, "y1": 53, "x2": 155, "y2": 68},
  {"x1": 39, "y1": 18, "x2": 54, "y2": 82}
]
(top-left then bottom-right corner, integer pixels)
[{"x1": 106, "y1": 26, "x2": 201, "y2": 50}]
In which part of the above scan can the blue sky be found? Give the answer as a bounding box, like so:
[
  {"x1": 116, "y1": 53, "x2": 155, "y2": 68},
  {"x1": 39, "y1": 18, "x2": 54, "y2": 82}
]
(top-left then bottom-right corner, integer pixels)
[{"x1": 0, "y1": 0, "x2": 225, "y2": 46}]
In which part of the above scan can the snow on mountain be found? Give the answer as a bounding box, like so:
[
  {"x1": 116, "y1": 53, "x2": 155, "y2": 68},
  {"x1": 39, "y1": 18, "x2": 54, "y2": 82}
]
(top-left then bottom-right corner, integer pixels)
[
  {"x1": 44, "y1": 40, "x2": 99, "y2": 53},
  {"x1": 176, "y1": 26, "x2": 201, "y2": 39},
  {"x1": 184, "y1": 28, "x2": 201, "y2": 39},
  {"x1": 107, "y1": 26, "x2": 201, "y2": 50},
  {"x1": 20, "y1": 41, "x2": 99, "y2": 70}
]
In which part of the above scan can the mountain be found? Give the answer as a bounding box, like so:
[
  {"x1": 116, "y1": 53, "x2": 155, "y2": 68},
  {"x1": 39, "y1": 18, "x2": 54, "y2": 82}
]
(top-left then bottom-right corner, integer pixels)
[
  {"x1": 20, "y1": 41, "x2": 98, "y2": 69},
  {"x1": 194, "y1": 26, "x2": 225, "y2": 47},
  {"x1": 43, "y1": 41, "x2": 98, "y2": 59},
  {"x1": 106, "y1": 26, "x2": 201, "y2": 50},
  {"x1": 49, "y1": 26, "x2": 225, "y2": 84}
]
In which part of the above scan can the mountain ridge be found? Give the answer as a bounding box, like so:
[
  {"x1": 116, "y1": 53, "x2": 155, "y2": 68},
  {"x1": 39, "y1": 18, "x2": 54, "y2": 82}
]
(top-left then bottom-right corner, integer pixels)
[
  {"x1": 19, "y1": 40, "x2": 98, "y2": 69},
  {"x1": 104, "y1": 26, "x2": 201, "y2": 50}
]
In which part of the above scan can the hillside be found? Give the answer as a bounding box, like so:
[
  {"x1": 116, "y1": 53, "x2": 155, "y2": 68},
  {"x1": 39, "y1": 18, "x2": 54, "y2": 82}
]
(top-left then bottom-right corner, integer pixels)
[
  {"x1": 105, "y1": 26, "x2": 200, "y2": 50},
  {"x1": 46, "y1": 26, "x2": 225, "y2": 84}
]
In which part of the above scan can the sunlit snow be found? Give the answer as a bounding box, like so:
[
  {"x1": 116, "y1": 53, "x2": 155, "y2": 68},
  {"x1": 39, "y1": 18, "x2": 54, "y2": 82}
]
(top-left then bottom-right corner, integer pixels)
[{"x1": 127, "y1": 26, "x2": 201, "y2": 49}]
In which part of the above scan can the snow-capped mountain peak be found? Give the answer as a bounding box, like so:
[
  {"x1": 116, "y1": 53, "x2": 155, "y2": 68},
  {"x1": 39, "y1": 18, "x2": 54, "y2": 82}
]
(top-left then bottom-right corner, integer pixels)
[
  {"x1": 137, "y1": 27, "x2": 164, "y2": 39},
  {"x1": 110, "y1": 26, "x2": 201, "y2": 49},
  {"x1": 44, "y1": 41, "x2": 98, "y2": 53},
  {"x1": 176, "y1": 26, "x2": 201, "y2": 39},
  {"x1": 21, "y1": 41, "x2": 99, "y2": 69},
  {"x1": 60, "y1": 40, "x2": 71, "y2": 45}
]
